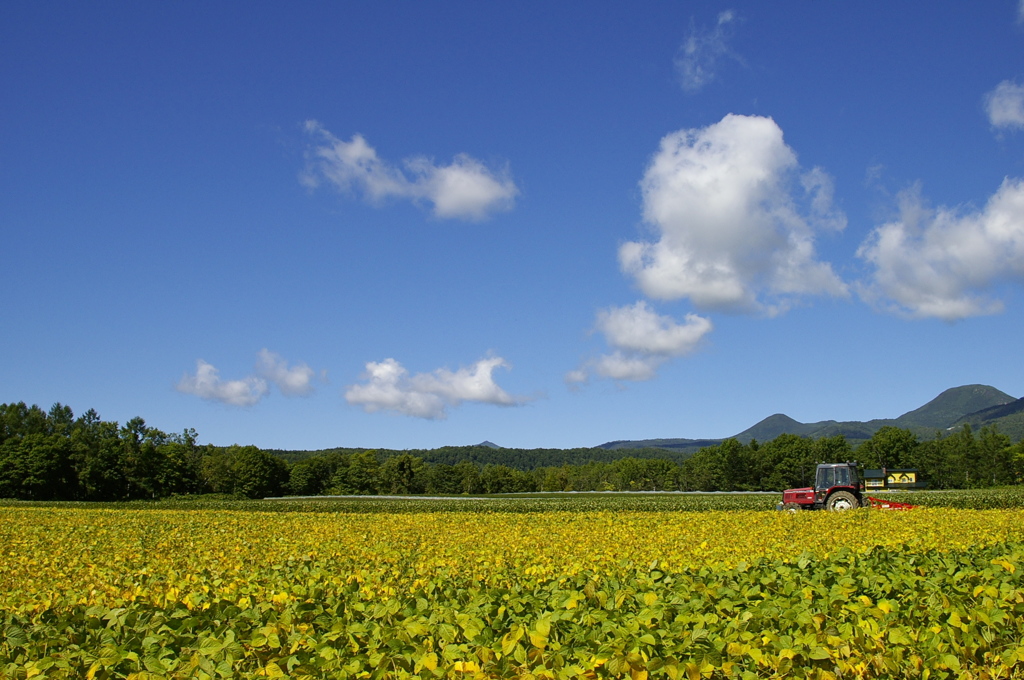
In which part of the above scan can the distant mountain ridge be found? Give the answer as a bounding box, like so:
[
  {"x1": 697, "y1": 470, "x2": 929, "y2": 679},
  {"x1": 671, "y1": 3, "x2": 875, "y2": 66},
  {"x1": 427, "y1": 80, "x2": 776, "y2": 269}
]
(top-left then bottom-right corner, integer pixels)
[{"x1": 598, "y1": 384, "x2": 1020, "y2": 452}]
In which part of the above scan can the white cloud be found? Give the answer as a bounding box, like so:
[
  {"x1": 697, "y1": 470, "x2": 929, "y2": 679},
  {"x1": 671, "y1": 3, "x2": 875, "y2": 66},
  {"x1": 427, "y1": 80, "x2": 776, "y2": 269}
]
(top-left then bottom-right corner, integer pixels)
[
  {"x1": 857, "y1": 178, "x2": 1024, "y2": 320},
  {"x1": 177, "y1": 350, "x2": 321, "y2": 406},
  {"x1": 302, "y1": 121, "x2": 518, "y2": 221},
  {"x1": 256, "y1": 349, "x2": 316, "y2": 396},
  {"x1": 405, "y1": 153, "x2": 519, "y2": 220},
  {"x1": 345, "y1": 356, "x2": 528, "y2": 419},
  {"x1": 592, "y1": 352, "x2": 663, "y2": 382},
  {"x1": 568, "y1": 302, "x2": 713, "y2": 383},
  {"x1": 596, "y1": 301, "x2": 713, "y2": 355},
  {"x1": 674, "y1": 10, "x2": 740, "y2": 92},
  {"x1": 176, "y1": 360, "x2": 269, "y2": 407},
  {"x1": 620, "y1": 114, "x2": 848, "y2": 316},
  {"x1": 986, "y1": 80, "x2": 1024, "y2": 130}
]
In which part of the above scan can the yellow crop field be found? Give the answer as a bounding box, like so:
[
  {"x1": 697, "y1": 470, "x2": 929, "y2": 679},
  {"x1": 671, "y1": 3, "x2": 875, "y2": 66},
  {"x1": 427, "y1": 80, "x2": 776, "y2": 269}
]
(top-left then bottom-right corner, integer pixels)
[{"x1": 3, "y1": 505, "x2": 1024, "y2": 679}]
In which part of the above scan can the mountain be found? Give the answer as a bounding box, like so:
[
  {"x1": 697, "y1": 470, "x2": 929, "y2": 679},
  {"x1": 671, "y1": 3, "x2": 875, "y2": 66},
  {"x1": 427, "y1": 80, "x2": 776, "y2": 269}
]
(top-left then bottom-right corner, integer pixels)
[
  {"x1": 600, "y1": 437, "x2": 723, "y2": 452},
  {"x1": 733, "y1": 416, "x2": 886, "y2": 444},
  {"x1": 952, "y1": 396, "x2": 1024, "y2": 441},
  {"x1": 734, "y1": 414, "x2": 819, "y2": 441},
  {"x1": 894, "y1": 384, "x2": 1015, "y2": 429},
  {"x1": 597, "y1": 384, "x2": 1020, "y2": 451}
]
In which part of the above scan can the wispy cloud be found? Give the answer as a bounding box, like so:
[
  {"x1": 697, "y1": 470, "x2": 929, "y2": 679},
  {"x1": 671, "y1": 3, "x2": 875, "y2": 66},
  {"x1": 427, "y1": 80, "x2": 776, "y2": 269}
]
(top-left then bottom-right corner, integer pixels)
[
  {"x1": 176, "y1": 360, "x2": 269, "y2": 407},
  {"x1": 619, "y1": 114, "x2": 848, "y2": 316},
  {"x1": 674, "y1": 10, "x2": 740, "y2": 92},
  {"x1": 345, "y1": 356, "x2": 529, "y2": 419},
  {"x1": 985, "y1": 80, "x2": 1024, "y2": 131},
  {"x1": 301, "y1": 121, "x2": 518, "y2": 221},
  {"x1": 857, "y1": 178, "x2": 1024, "y2": 320},
  {"x1": 177, "y1": 350, "x2": 320, "y2": 406},
  {"x1": 255, "y1": 349, "x2": 317, "y2": 396},
  {"x1": 567, "y1": 302, "x2": 712, "y2": 384}
]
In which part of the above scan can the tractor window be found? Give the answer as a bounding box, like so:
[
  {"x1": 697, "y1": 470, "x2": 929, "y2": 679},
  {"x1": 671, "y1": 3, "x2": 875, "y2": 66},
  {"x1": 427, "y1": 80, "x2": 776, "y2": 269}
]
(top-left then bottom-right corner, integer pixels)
[
  {"x1": 835, "y1": 466, "x2": 850, "y2": 487},
  {"x1": 816, "y1": 467, "x2": 835, "y2": 490}
]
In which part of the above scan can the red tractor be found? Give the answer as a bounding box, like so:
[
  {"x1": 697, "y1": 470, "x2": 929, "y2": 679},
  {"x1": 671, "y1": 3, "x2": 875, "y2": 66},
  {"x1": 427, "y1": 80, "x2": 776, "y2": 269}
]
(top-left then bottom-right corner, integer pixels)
[{"x1": 779, "y1": 461, "x2": 863, "y2": 511}]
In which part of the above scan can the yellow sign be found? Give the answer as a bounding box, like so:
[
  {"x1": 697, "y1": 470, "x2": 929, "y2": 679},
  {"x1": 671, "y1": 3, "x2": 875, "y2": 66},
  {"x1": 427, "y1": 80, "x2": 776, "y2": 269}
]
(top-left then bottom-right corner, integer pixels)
[{"x1": 886, "y1": 472, "x2": 916, "y2": 485}]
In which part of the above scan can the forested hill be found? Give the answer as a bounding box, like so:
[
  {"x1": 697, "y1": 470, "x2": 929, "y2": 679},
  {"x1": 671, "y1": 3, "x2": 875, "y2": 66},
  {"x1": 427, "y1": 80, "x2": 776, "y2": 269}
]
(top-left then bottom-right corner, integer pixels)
[
  {"x1": 266, "y1": 445, "x2": 694, "y2": 469},
  {"x1": 954, "y1": 397, "x2": 1024, "y2": 441},
  {"x1": 4, "y1": 398, "x2": 1024, "y2": 501},
  {"x1": 599, "y1": 384, "x2": 1020, "y2": 451}
]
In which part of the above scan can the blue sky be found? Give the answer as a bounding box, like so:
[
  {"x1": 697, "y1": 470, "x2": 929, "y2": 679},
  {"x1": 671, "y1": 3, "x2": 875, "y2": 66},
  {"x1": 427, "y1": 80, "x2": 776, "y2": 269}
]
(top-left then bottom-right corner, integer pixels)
[{"x1": 3, "y1": 2, "x2": 1024, "y2": 450}]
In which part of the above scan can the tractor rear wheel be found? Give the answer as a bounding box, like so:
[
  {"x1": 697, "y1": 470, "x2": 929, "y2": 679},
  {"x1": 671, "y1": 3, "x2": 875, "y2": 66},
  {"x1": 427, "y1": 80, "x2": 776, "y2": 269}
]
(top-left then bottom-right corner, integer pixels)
[{"x1": 826, "y1": 491, "x2": 859, "y2": 511}]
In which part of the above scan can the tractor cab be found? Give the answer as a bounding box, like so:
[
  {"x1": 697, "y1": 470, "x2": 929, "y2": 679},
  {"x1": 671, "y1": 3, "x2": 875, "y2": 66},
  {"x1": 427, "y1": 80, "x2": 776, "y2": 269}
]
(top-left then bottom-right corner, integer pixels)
[
  {"x1": 779, "y1": 461, "x2": 862, "y2": 511},
  {"x1": 816, "y1": 462, "x2": 858, "y2": 493}
]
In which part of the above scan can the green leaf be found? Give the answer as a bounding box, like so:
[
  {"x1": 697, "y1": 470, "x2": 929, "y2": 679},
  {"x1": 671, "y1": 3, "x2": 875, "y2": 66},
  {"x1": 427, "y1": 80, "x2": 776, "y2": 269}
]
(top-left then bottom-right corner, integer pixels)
[
  {"x1": 263, "y1": 661, "x2": 286, "y2": 678},
  {"x1": 144, "y1": 656, "x2": 166, "y2": 673},
  {"x1": 404, "y1": 619, "x2": 429, "y2": 637}
]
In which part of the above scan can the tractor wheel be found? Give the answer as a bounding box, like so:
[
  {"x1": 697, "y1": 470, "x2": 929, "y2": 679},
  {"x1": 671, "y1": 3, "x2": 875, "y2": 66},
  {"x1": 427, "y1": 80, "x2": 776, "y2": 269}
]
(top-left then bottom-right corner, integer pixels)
[
  {"x1": 782, "y1": 502, "x2": 801, "y2": 512},
  {"x1": 826, "y1": 491, "x2": 859, "y2": 511}
]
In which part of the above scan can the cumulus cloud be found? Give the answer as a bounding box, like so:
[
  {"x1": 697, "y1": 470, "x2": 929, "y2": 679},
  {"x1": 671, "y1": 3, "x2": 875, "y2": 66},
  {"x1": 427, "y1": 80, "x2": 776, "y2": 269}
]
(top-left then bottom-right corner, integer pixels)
[
  {"x1": 176, "y1": 360, "x2": 269, "y2": 407},
  {"x1": 590, "y1": 352, "x2": 663, "y2": 383},
  {"x1": 856, "y1": 178, "x2": 1024, "y2": 320},
  {"x1": 345, "y1": 356, "x2": 528, "y2": 419},
  {"x1": 256, "y1": 349, "x2": 316, "y2": 396},
  {"x1": 596, "y1": 302, "x2": 713, "y2": 355},
  {"x1": 620, "y1": 114, "x2": 848, "y2": 316},
  {"x1": 986, "y1": 81, "x2": 1024, "y2": 130},
  {"x1": 302, "y1": 121, "x2": 518, "y2": 221},
  {"x1": 674, "y1": 10, "x2": 740, "y2": 92},
  {"x1": 568, "y1": 302, "x2": 713, "y2": 383},
  {"x1": 177, "y1": 350, "x2": 320, "y2": 406}
]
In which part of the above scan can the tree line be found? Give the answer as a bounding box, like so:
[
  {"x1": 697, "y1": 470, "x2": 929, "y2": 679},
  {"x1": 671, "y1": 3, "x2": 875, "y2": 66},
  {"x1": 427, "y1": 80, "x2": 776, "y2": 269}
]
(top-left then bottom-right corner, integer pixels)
[
  {"x1": 3, "y1": 401, "x2": 1024, "y2": 501},
  {"x1": 269, "y1": 444, "x2": 693, "y2": 469},
  {"x1": 0, "y1": 402, "x2": 287, "y2": 500}
]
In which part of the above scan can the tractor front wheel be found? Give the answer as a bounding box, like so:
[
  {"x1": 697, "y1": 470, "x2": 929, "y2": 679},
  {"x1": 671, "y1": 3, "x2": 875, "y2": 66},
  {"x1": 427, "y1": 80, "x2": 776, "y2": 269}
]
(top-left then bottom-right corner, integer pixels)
[{"x1": 826, "y1": 491, "x2": 859, "y2": 511}]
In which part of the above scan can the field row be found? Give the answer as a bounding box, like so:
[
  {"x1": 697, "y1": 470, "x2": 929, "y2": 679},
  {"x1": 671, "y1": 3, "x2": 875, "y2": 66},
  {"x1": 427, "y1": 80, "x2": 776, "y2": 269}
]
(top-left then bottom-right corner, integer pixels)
[
  {"x1": 3, "y1": 506, "x2": 1024, "y2": 678},
  {"x1": 4, "y1": 486, "x2": 1024, "y2": 514}
]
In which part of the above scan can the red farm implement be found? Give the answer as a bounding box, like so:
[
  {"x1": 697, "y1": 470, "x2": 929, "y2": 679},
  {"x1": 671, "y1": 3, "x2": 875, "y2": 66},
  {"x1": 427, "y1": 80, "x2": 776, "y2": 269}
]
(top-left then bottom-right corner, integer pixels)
[{"x1": 865, "y1": 496, "x2": 917, "y2": 510}]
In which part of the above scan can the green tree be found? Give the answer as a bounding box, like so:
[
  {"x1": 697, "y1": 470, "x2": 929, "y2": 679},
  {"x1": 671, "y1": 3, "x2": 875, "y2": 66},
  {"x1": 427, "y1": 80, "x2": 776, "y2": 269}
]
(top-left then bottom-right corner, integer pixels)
[
  {"x1": 567, "y1": 461, "x2": 618, "y2": 491},
  {"x1": 72, "y1": 417, "x2": 127, "y2": 500},
  {"x1": 0, "y1": 434, "x2": 75, "y2": 499},
  {"x1": 47, "y1": 403, "x2": 75, "y2": 437},
  {"x1": 332, "y1": 450, "x2": 380, "y2": 494},
  {"x1": 752, "y1": 434, "x2": 816, "y2": 491},
  {"x1": 289, "y1": 452, "x2": 348, "y2": 496},
  {"x1": 857, "y1": 427, "x2": 919, "y2": 469},
  {"x1": 540, "y1": 465, "x2": 572, "y2": 492},
  {"x1": 936, "y1": 425, "x2": 976, "y2": 489},
  {"x1": 682, "y1": 439, "x2": 753, "y2": 491},
  {"x1": 200, "y1": 447, "x2": 239, "y2": 495},
  {"x1": 423, "y1": 463, "x2": 464, "y2": 495},
  {"x1": 232, "y1": 446, "x2": 289, "y2": 498},
  {"x1": 378, "y1": 453, "x2": 425, "y2": 495},
  {"x1": 615, "y1": 457, "x2": 679, "y2": 491},
  {"x1": 906, "y1": 437, "x2": 946, "y2": 489},
  {"x1": 121, "y1": 417, "x2": 165, "y2": 499},
  {"x1": 157, "y1": 429, "x2": 204, "y2": 496},
  {"x1": 1010, "y1": 440, "x2": 1024, "y2": 484},
  {"x1": 454, "y1": 461, "x2": 482, "y2": 494},
  {"x1": 976, "y1": 426, "x2": 1013, "y2": 487},
  {"x1": 479, "y1": 464, "x2": 535, "y2": 493}
]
